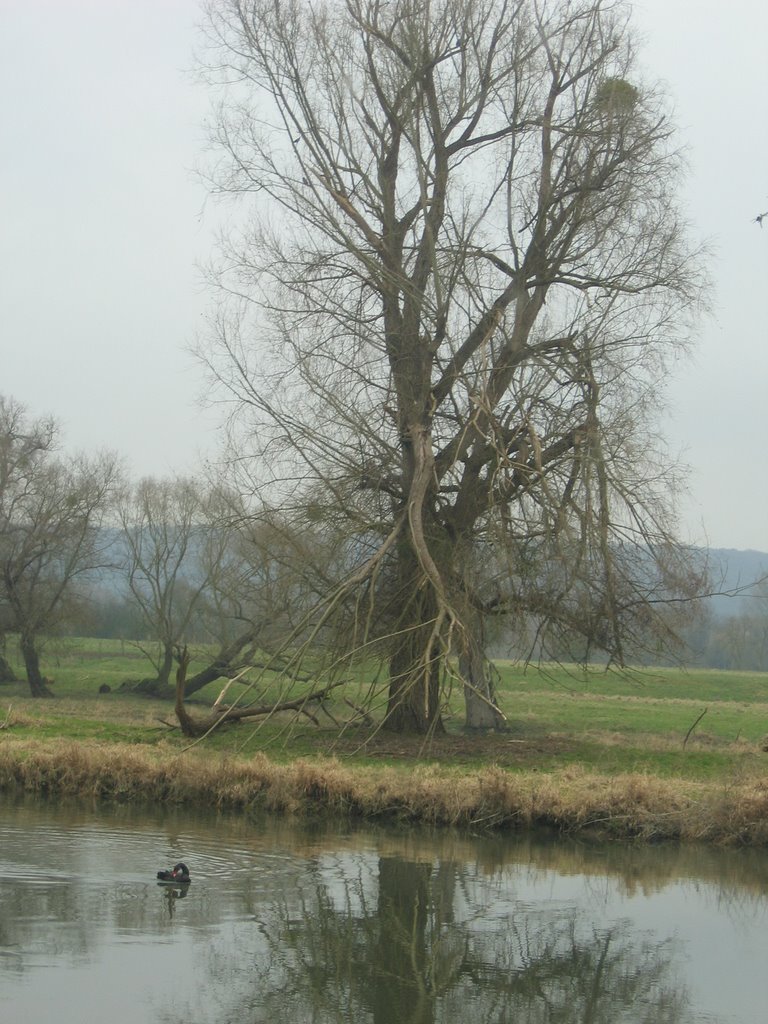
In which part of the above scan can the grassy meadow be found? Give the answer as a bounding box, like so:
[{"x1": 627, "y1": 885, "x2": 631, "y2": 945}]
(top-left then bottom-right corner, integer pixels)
[{"x1": 2, "y1": 637, "x2": 768, "y2": 844}]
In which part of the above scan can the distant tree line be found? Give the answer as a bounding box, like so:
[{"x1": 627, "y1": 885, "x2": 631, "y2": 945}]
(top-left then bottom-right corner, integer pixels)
[
  {"x1": 0, "y1": 396, "x2": 118, "y2": 695},
  {"x1": 679, "y1": 598, "x2": 768, "y2": 672},
  {"x1": 0, "y1": 395, "x2": 352, "y2": 698}
]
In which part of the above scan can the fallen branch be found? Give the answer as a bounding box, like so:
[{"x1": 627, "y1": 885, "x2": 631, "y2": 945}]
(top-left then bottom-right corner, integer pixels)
[
  {"x1": 212, "y1": 678, "x2": 236, "y2": 709},
  {"x1": 683, "y1": 707, "x2": 708, "y2": 749},
  {"x1": 344, "y1": 697, "x2": 374, "y2": 727},
  {"x1": 173, "y1": 646, "x2": 345, "y2": 738}
]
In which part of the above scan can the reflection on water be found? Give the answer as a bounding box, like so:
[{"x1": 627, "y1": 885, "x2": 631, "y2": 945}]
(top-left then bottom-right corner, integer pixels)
[{"x1": 0, "y1": 792, "x2": 766, "y2": 1023}]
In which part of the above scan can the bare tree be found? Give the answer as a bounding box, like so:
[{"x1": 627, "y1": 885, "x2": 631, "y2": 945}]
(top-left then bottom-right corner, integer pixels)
[
  {"x1": 0, "y1": 610, "x2": 18, "y2": 683},
  {"x1": 180, "y1": 487, "x2": 356, "y2": 696},
  {"x1": 116, "y1": 476, "x2": 238, "y2": 695},
  {"x1": 117, "y1": 471, "x2": 349, "y2": 700},
  {"x1": 198, "y1": 0, "x2": 707, "y2": 733},
  {"x1": 0, "y1": 395, "x2": 120, "y2": 696}
]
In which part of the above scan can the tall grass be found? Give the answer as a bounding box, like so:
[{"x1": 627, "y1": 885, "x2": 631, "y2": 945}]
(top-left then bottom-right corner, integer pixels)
[{"x1": 2, "y1": 738, "x2": 768, "y2": 845}]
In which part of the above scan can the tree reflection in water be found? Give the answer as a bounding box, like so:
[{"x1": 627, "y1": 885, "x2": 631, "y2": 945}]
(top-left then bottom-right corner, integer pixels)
[
  {"x1": 189, "y1": 856, "x2": 692, "y2": 1024},
  {"x1": 6, "y1": 797, "x2": 767, "y2": 1022}
]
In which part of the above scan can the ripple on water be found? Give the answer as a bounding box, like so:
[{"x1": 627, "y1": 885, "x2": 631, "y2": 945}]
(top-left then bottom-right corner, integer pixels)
[{"x1": 0, "y1": 806, "x2": 301, "y2": 914}]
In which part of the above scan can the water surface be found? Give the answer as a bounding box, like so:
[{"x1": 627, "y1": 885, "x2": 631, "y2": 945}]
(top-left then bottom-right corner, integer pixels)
[{"x1": 1, "y1": 792, "x2": 766, "y2": 1023}]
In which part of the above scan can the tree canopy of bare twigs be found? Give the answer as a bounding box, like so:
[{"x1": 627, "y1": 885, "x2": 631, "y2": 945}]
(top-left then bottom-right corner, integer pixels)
[
  {"x1": 181, "y1": 504, "x2": 342, "y2": 696},
  {"x1": 198, "y1": 0, "x2": 708, "y2": 734},
  {"x1": 0, "y1": 395, "x2": 120, "y2": 696},
  {"x1": 117, "y1": 476, "x2": 235, "y2": 694}
]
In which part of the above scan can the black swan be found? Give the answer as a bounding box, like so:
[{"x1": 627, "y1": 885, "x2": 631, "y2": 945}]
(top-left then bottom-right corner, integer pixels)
[{"x1": 157, "y1": 862, "x2": 191, "y2": 884}]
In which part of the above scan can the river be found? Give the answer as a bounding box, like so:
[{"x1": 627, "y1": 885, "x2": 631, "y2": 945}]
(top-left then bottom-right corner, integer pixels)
[{"x1": 0, "y1": 792, "x2": 766, "y2": 1023}]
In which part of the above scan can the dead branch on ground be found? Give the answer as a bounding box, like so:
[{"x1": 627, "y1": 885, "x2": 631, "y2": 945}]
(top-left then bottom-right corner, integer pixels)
[{"x1": 172, "y1": 646, "x2": 344, "y2": 738}]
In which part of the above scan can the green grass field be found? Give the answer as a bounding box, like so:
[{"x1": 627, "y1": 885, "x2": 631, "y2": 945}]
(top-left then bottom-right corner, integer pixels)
[
  {"x1": 3, "y1": 637, "x2": 768, "y2": 844},
  {"x1": 1, "y1": 636, "x2": 767, "y2": 784}
]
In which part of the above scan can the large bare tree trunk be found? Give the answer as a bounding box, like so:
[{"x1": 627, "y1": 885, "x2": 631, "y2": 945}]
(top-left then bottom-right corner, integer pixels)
[
  {"x1": 127, "y1": 641, "x2": 175, "y2": 697},
  {"x1": 384, "y1": 545, "x2": 445, "y2": 734},
  {"x1": 0, "y1": 642, "x2": 16, "y2": 683},
  {"x1": 156, "y1": 643, "x2": 174, "y2": 688},
  {"x1": 183, "y1": 627, "x2": 261, "y2": 696},
  {"x1": 459, "y1": 630, "x2": 506, "y2": 731},
  {"x1": 386, "y1": 633, "x2": 444, "y2": 735},
  {"x1": 19, "y1": 632, "x2": 53, "y2": 698}
]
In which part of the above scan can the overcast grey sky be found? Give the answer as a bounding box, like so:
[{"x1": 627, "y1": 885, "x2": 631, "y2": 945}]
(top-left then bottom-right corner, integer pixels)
[{"x1": 1, "y1": 0, "x2": 766, "y2": 550}]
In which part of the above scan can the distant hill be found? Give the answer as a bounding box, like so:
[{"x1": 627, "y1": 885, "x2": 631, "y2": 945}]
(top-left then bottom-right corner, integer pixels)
[
  {"x1": 706, "y1": 548, "x2": 768, "y2": 618},
  {"x1": 86, "y1": 530, "x2": 766, "y2": 617}
]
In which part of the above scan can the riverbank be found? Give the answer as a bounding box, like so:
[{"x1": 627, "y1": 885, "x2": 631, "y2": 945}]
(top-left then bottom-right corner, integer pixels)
[
  {"x1": 2, "y1": 735, "x2": 768, "y2": 845},
  {"x1": 2, "y1": 646, "x2": 768, "y2": 844}
]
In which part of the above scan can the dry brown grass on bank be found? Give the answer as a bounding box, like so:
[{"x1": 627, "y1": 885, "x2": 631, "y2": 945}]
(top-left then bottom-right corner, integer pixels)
[{"x1": 3, "y1": 738, "x2": 768, "y2": 845}]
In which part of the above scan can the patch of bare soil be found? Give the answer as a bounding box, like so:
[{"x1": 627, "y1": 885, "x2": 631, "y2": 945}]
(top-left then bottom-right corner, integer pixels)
[{"x1": 324, "y1": 729, "x2": 577, "y2": 766}]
